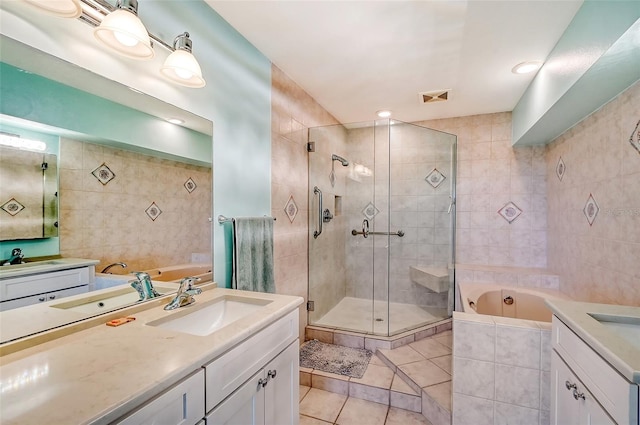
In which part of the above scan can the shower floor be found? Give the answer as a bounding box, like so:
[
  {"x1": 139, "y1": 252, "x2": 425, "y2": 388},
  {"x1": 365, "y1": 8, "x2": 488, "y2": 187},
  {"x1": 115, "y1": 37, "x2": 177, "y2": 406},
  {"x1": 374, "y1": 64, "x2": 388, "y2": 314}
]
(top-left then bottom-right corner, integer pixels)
[{"x1": 313, "y1": 296, "x2": 447, "y2": 336}]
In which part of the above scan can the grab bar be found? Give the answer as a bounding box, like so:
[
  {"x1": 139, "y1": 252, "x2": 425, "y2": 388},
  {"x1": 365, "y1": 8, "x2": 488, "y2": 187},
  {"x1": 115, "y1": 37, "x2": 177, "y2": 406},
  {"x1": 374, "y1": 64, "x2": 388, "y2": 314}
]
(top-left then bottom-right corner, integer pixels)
[
  {"x1": 351, "y1": 229, "x2": 404, "y2": 237},
  {"x1": 313, "y1": 186, "x2": 323, "y2": 239}
]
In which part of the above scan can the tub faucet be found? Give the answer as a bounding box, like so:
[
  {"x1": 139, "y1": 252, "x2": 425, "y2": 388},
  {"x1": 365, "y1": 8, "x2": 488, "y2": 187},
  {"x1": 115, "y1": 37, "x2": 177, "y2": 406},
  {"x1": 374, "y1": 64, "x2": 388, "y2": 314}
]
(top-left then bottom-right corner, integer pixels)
[
  {"x1": 129, "y1": 272, "x2": 161, "y2": 301},
  {"x1": 101, "y1": 262, "x2": 127, "y2": 274},
  {"x1": 164, "y1": 276, "x2": 202, "y2": 310},
  {"x1": 2, "y1": 248, "x2": 24, "y2": 266}
]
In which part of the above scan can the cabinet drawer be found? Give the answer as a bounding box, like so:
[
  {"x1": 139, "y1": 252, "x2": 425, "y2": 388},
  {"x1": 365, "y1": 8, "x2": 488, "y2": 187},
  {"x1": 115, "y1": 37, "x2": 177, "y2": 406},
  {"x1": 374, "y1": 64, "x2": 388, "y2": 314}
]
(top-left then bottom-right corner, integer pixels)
[
  {"x1": 116, "y1": 369, "x2": 205, "y2": 425},
  {"x1": 552, "y1": 316, "x2": 638, "y2": 425},
  {"x1": 205, "y1": 309, "x2": 298, "y2": 412},
  {"x1": 1, "y1": 267, "x2": 91, "y2": 301},
  {"x1": 0, "y1": 285, "x2": 88, "y2": 311}
]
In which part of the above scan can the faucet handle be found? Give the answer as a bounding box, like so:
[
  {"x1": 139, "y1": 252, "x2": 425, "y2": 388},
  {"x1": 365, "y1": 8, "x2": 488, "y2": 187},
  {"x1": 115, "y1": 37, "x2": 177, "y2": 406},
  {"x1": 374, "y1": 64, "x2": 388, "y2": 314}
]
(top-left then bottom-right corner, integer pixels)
[{"x1": 180, "y1": 276, "x2": 201, "y2": 290}]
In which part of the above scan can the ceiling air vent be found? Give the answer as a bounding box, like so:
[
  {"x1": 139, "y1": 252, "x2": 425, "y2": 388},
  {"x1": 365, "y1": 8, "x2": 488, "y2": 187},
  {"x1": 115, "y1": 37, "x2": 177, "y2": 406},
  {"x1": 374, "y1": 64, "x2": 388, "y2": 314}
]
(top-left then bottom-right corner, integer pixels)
[{"x1": 419, "y1": 90, "x2": 450, "y2": 104}]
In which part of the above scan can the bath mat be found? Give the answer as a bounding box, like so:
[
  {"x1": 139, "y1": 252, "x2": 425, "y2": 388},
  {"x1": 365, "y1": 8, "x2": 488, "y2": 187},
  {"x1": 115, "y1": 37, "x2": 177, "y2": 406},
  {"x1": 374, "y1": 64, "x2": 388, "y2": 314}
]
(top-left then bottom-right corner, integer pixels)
[{"x1": 299, "y1": 339, "x2": 372, "y2": 379}]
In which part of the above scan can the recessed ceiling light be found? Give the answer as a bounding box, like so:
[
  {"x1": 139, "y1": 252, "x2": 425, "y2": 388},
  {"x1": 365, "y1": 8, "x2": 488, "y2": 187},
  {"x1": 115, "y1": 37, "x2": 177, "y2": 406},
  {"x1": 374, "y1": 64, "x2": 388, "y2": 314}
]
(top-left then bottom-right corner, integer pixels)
[
  {"x1": 167, "y1": 118, "x2": 184, "y2": 125},
  {"x1": 512, "y1": 61, "x2": 543, "y2": 74},
  {"x1": 377, "y1": 110, "x2": 392, "y2": 118}
]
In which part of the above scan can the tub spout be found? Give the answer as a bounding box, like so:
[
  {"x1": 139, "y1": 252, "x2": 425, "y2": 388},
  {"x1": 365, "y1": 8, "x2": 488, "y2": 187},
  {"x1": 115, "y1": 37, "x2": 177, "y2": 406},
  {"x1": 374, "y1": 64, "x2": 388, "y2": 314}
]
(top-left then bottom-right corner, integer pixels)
[{"x1": 101, "y1": 262, "x2": 127, "y2": 274}]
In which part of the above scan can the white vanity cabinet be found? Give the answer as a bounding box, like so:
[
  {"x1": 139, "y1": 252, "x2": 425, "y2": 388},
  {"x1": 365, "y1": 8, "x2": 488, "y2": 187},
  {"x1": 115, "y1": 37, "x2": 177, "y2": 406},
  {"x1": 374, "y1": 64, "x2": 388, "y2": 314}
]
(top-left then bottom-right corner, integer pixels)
[
  {"x1": 205, "y1": 308, "x2": 299, "y2": 425},
  {"x1": 206, "y1": 341, "x2": 299, "y2": 425},
  {"x1": 0, "y1": 265, "x2": 93, "y2": 311},
  {"x1": 551, "y1": 316, "x2": 639, "y2": 425}
]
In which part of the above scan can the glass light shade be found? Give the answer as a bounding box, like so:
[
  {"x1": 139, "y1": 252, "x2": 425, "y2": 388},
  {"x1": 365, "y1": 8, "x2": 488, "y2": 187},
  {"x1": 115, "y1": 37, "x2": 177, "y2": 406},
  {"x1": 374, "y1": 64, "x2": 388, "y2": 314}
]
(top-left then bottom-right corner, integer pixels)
[
  {"x1": 93, "y1": 9, "x2": 154, "y2": 60},
  {"x1": 511, "y1": 61, "x2": 542, "y2": 74},
  {"x1": 23, "y1": 0, "x2": 82, "y2": 18},
  {"x1": 160, "y1": 50, "x2": 206, "y2": 88}
]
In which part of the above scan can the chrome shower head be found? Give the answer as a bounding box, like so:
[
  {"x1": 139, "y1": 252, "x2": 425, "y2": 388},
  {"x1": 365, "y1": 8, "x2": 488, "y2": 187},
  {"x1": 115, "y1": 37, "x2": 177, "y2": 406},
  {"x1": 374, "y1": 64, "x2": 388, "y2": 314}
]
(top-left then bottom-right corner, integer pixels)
[{"x1": 332, "y1": 154, "x2": 349, "y2": 167}]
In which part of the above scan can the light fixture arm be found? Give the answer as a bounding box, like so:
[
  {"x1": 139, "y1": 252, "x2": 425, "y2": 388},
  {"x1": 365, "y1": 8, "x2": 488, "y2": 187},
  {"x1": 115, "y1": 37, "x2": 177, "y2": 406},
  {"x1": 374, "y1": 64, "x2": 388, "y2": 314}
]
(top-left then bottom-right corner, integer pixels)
[{"x1": 173, "y1": 32, "x2": 193, "y2": 53}]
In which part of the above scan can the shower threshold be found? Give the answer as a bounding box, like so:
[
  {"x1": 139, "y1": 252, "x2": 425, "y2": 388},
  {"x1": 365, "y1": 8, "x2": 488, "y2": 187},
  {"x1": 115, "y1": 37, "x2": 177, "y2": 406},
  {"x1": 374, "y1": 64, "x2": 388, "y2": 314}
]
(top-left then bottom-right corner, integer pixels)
[{"x1": 312, "y1": 296, "x2": 448, "y2": 337}]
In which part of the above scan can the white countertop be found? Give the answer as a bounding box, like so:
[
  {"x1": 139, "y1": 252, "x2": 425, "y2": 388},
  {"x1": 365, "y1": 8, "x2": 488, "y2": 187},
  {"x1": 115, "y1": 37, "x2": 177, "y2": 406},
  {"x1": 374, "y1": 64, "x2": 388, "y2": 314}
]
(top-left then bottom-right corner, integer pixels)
[
  {"x1": 0, "y1": 258, "x2": 99, "y2": 279},
  {"x1": 0, "y1": 287, "x2": 303, "y2": 424},
  {"x1": 546, "y1": 299, "x2": 640, "y2": 384}
]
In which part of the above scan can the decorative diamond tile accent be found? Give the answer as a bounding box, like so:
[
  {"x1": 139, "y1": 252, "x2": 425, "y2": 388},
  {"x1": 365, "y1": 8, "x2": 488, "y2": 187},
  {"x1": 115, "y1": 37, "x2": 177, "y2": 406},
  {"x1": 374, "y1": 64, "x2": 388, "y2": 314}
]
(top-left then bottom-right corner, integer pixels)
[
  {"x1": 556, "y1": 157, "x2": 566, "y2": 181},
  {"x1": 498, "y1": 201, "x2": 523, "y2": 223},
  {"x1": 629, "y1": 119, "x2": 640, "y2": 155},
  {"x1": 1, "y1": 198, "x2": 25, "y2": 216},
  {"x1": 583, "y1": 194, "x2": 599, "y2": 226},
  {"x1": 184, "y1": 177, "x2": 197, "y2": 193},
  {"x1": 91, "y1": 163, "x2": 115, "y2": 185},
  {"x1": 362, "y1": 202, "x2": 380, "y2": 220},
  {"x1": 329, "y1": 169, "x2": 336, "y2": 187},
  {"x1": 425, "y1": 168, "x2": 446, "y2": 188},
  {"x1": 145, "y1": 202, "x2": 162, "y2": 221},
  {"x1": 284, "y1": 195, "x2": 298, "y2": 223}
]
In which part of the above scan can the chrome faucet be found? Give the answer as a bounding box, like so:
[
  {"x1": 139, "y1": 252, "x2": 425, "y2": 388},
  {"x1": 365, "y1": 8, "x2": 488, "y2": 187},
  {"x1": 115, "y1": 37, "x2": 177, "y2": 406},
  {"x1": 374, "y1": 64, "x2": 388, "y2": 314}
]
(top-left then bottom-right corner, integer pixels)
[
  {"x1": 2, "y1": 248, "x2": 24, "y2": 266},
  {"x1": 129, "y1": 272, "x2": 161, "y2": 301},
  {"x1": 101, "y1": 262, "x2": 127, "y2": 274},
  {"x1": 164, "y1": 276, "x2": 202, "y2": 310}
]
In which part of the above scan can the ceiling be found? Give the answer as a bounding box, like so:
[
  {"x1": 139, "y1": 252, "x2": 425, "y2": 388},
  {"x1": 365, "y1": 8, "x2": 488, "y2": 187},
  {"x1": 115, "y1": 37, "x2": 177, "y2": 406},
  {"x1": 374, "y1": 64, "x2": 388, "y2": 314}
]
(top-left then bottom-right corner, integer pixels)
[{"x1": 207, "y1": 0, "x2": 583, "y2": 124}]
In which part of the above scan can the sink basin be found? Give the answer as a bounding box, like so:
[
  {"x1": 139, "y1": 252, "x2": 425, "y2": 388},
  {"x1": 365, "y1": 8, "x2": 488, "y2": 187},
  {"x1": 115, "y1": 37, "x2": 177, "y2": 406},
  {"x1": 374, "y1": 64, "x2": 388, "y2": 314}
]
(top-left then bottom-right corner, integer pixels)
[
  {"x1": 147, "y1": 295, "x2": 273, "y2": 336},
  {"x1": 589, "y1": 313, "x2": 640, "y2": 350},
  {"x1": 51, "y1": 284, "x2": 176, "y2": 314}
]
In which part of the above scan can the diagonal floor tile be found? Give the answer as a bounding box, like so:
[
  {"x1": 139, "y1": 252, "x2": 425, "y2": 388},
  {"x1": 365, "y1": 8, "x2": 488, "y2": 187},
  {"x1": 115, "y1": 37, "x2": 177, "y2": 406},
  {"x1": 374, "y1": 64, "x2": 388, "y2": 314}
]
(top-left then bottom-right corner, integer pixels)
[
  {"x1": 299, "y1": 388, "x2": 347, "y2": 423},
  {"x1": 336, "y1": 397, "x2": 389, "y2": 425}
]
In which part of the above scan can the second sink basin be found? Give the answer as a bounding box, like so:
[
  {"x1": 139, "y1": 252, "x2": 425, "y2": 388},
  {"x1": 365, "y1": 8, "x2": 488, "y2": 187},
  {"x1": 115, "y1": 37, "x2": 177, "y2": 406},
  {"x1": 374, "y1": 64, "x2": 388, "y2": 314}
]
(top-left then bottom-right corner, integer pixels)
[{"x1": 147, "y1": 295, "x2": 273, "y2": 336}]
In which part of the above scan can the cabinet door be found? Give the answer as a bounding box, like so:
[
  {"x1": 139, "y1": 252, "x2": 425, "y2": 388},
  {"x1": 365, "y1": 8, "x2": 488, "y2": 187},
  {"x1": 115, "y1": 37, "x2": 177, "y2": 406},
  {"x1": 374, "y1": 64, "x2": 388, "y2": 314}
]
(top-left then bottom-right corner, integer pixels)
[
  {"x1": 264, "y1": 340, "x2": 299, "y2": 425},
  {"x1": 207, "y1": 370, "x2": 266, "y2": 425},
  {"x1": 117, "y1": 370, "x2": 204, "y2": 425},
  {"x1": 552, "y1": 351, "x2": 616, "y2": 425},
  {"x1": 552, "y1": 351, "x2": 580, "y2": 425}
]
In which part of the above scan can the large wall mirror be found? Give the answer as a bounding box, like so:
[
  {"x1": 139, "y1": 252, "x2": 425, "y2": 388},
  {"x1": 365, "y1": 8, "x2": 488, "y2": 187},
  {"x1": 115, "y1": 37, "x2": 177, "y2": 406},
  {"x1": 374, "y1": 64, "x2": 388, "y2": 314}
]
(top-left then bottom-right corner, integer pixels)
[{"x1": 0, "y1": 36, "x2": 213, "y2": 342}]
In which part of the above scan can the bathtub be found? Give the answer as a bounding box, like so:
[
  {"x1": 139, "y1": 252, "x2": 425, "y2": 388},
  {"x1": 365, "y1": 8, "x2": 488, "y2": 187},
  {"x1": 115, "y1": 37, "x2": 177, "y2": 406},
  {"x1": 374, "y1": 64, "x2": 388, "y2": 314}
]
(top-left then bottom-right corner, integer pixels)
[
  {"x1": 144, "y1": 263, "x2": 213, "y2": 284},
  {"x1": 459, "y1": 282, "x2": 570, "y2": 322}
]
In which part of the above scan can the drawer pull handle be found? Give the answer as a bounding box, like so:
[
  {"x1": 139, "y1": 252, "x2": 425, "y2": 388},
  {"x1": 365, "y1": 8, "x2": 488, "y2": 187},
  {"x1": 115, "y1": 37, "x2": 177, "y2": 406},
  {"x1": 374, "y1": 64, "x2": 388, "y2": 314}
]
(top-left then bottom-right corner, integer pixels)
[
  {"x1": 258, "y1": 378, "x2": 268, "y2": 389},
  {"x1": 49, "y1": 295, "x2": 56, "y2": 300},
  {"x1": 268, "y1": 370, "x2": 277, "y2": 379},
  {"x1": 565, "y1": 381, "x2": 577, "y2": 391},
  {"x1": 39, "y1": 297, "x2": 46, "y2": 302},
  {"x1": 572, "y1": 389, "x2": 585, "y2": 401}
]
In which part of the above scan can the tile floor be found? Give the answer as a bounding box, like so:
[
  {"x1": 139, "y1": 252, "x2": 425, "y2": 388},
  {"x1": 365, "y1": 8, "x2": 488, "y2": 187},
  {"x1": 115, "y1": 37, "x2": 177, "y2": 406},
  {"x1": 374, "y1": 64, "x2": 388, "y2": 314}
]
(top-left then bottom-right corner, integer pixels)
[
  {"x1": 299, "y1": 330, "x2": 453, "y2": 425},
  {"x1": 312, "y1": 297, "x2": 448, "y2": 335},
  {"x1": 299, "y1": 386, "x2": 433, "y2": 425}
]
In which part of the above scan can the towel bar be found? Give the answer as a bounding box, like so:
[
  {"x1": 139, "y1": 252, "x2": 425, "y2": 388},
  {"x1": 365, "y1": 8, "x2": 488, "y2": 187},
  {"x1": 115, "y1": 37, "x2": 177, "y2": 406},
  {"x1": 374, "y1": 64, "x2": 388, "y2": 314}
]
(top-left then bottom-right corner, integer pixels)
[{"x1": 217, "y1": 215, "x2": 276, "y2": 224}]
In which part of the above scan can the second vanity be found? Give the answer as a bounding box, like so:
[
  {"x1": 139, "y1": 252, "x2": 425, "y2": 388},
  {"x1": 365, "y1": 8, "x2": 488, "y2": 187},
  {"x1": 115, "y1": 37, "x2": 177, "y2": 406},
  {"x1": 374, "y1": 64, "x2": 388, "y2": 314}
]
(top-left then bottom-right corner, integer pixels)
[{"x1": 0, "y1": 286, "x2": 303, "y2": 424}]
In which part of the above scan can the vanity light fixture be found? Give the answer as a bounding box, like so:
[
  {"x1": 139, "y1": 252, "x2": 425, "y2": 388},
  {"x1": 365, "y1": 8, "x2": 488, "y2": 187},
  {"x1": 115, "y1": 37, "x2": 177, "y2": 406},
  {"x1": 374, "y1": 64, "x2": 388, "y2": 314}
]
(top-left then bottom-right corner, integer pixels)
[
  {"x1": 511, "y1": 61, "x2": 542, "y2": 74},
  {"x1": 23, "y1": 0, "x2": 82, "y2": 18},
  {"x1": 160, "y1": 33, "x2": 206, "y2": 88},
  {"x1": 377, "y1": 110, "x2": 392, "y2": 118},
  {"x1": 167, "y1": 118, "x2": 184, "y2": 125},
  {"x1": 0, "y1": 133, "x2": 46, "y2": 152},
  {"x1": 93, "y1": 0, "x2": 154, "y2": 60}
]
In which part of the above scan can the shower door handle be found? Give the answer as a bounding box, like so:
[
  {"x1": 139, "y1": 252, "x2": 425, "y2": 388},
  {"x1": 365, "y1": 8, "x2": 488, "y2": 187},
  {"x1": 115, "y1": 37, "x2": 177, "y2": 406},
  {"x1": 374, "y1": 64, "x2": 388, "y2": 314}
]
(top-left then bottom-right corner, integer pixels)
[{"x1": 313, "y1": 186, "x2": 323, "y2": 239}]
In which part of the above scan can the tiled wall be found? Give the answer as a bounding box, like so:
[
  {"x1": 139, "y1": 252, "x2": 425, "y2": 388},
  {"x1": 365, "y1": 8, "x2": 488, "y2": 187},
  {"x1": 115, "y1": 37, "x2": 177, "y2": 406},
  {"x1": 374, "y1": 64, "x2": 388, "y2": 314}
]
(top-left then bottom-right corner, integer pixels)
[
  {"x1": 271, "y1": 65, "x2": 341, "y2": 339},
  {"x1": 58, "y1": 138, "x2": 212, "y2": 273},
  {"x1": 416, "y1": 113, "x2": 548, "y2": 269},
  {"x1": 452, "y1": 312, "x2": 552, "y2": 425},
  {"x1": 546, "y1": 81, "x2": 640, "y2": 305},
  {"x1": 343, "y1": 122, "x2": 454, "y2": 308}
]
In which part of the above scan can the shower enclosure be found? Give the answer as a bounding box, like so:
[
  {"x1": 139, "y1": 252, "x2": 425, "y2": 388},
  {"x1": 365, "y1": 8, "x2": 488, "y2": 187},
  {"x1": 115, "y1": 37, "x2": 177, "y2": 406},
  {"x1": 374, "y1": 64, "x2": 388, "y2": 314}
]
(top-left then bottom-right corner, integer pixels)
[{"x1": 308, "y1": 119, "x2": 456, "y2": 337}]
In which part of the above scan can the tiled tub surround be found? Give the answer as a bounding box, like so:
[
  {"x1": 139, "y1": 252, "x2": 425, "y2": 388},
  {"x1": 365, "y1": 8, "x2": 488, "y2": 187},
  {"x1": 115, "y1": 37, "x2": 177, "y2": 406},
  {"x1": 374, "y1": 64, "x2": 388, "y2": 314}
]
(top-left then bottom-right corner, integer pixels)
[
  {"x1": 452, "y1": 311, "x2": 552, "y2": 425},
  {"x1": 58, "y1": 138, "x2": 212, "y2": 273},
  {"x1": 546, "y1": 80, "x2": 640, "y2": 306}
]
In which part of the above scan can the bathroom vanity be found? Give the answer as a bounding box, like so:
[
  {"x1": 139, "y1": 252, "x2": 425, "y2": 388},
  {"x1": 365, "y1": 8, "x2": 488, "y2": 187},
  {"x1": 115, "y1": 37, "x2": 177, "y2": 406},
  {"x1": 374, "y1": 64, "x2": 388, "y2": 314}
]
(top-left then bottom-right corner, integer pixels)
[
  {"x1": 0, "y1": 286, "x2": 303, "y2": 424},
  {"x1": 547, "y1": 300, "x2": 640, "y2": 425},
  {"x1": 0, "y1": 258, "x2": 98, "y2": 311}
]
